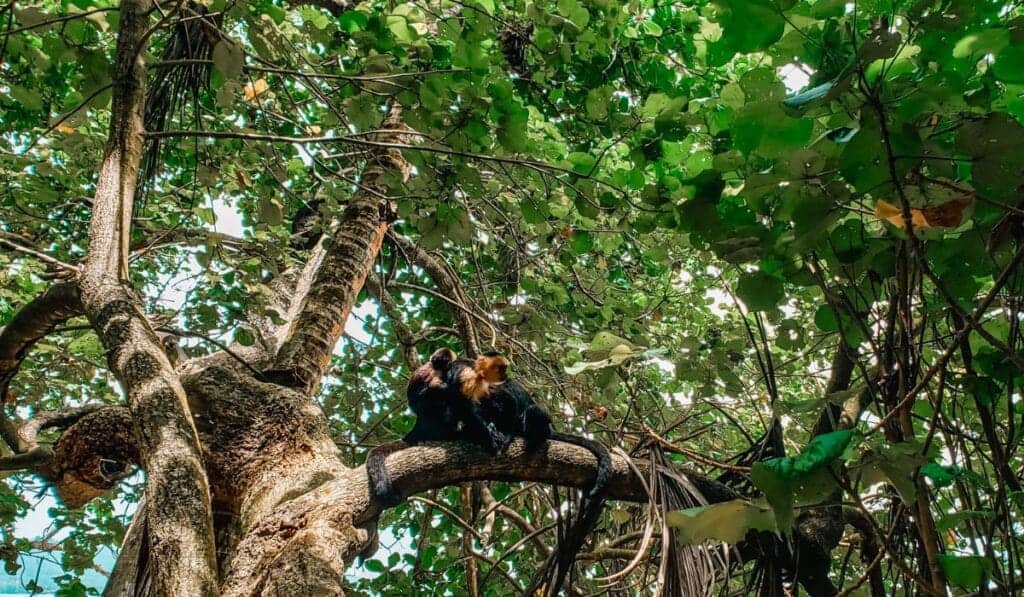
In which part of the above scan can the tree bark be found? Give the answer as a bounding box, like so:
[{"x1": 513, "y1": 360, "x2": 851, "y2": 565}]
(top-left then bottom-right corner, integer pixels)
[
  {"x1": 77, "y1": 0, "x2": 218, "y2": 593},
  {"x1": 270, "y1": 105, "x2": 409, "y2": 395},
  {"x1": 0, "y1": 282, "x2": 82, "y2": 407}
]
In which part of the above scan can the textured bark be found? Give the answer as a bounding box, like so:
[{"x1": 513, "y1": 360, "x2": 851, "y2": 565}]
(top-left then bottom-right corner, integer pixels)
[
  {"x1": 82, "y1": 282, "x2": 218, "y2": 596},
  {"x1": 103, "y1": 497, "x2": 148, "y2": 597},
  {"x1": 76, "y1": 0, "x2": 218, "y2": 593},
  {"x1": 271, "y1": 106, "x2": 409, "y2": 395}
]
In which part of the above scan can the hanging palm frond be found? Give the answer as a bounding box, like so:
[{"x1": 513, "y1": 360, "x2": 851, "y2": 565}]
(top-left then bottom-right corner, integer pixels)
[
  {"x1": 138, "y1": 2, "x2": 221, "y2": 204},
  {"x1": 648, "y1": 444, "x2": 729, "y2": 597}
]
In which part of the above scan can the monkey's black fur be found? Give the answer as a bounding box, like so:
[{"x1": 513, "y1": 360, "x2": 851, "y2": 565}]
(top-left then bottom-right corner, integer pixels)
[
  {"x1": 403, "y1": 350, "x2": 507, "y2": 451},
  {"x1": 367, "y1": 348, "x2": 507, "y2": 508},
  {"x1": 367, "y1": 350, "x2": 610, "y2": 597}
]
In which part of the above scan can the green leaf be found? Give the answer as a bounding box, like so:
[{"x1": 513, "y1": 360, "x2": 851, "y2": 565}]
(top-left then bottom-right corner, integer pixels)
[
  {"x1": 938, "y1": 555, "x2": 991, "y2": 589},
  {"x1": 750, "y1": 460, "x2": 795, "y2": 530},
  {"x1": 957, "y1": 114, "x2": 1024, "y2": 201},
  {"x1": 993, "y1": 45, "x2": 1024, "y2": 84},
  {"x1": 338, "y1": 11, "x2": 369, "y2": 33},
  {"x1": 585, "y1": 87, "x2": 610, "y2": 120},
  {"x1": 853, "y1": 440, "x2": 932, "y2": 503},
  {"x1": 953, "y1": 28, "x2": 1009, "y2": 58},
  {"x1": 736, "y1": 271, "x2": 784, "y2": 311},
  {"x1": 751, "y1": 430, "x2": 854, "y2": 531},
  {"x1": 792, "y1": 430, "x2": 855, "y2": 474},
  {"x1": 235, "y1": 328, "x2": 256, "y2": 346},
  {"x1": 714, "y1": 0, "x2": 784, "y2": 54},
  {"x1": 570, "y1": 230, "x2": 593, "y2": 253},
  {"x1": 589, "y1": 331, "x2": 635, "y2": 354},
  {"x1": 564, "y1": 344, "x2": 644, "y2": 374},
  {"x1": 813, "y1": 304, "x2": 838, "y2": 332},
  {"x1": 640, "y1": 21, "x2": 663, "y2": 37},
  {"x1": 809, "y1": 0, "x2": 845, "y2": 18},
  {"x1": 212, "y1": 40, "x2": 244, "y2": 80},
  {"x1": 387, "y1": 15, "x2": 416, "y2": 41},
  {"x1": 567, "y1": 152, "x2": 596, "y2": 174},
  {"x1": 556, "y1": 0, "x2": 590, "y2": 29},
  {"x1": 936, "y1": 510, "x2": 995, "y2": 533},
  {"x1": 497, "y1": 109, "x2": 529, "y2": 152},
  {"x1": 345, "y1": 93, "x2": 384, "y2": 130},
  {"x1": 9, "y1": 86, "x2": 43, "y2": 111},
  {"x1": 301, "y1": 6, "x2": 331, "y2": 29}
]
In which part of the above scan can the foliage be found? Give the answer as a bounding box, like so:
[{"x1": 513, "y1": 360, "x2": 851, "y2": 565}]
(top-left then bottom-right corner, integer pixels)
[{"x1": 2, "y1": 0, "x2": 1024, "y2": 594}]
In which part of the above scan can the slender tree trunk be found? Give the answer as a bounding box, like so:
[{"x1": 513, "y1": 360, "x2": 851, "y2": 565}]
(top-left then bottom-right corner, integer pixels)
[{"x1": 271, "y1": 106, "x2": 409, "y2": 395}]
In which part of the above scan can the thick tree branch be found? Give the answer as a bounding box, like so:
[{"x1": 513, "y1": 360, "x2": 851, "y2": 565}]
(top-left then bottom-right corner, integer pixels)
[
  {"x1": 270, "y1": 104, "x2": 409, "y2": 394},
  {"x1": 0, "y1": 282, "x2": 82, "y2": 405},
  {"x1": 360, "y1": 439, "x2": 737, "y2": 510},
  {"x1": 77, "y1": 0, "x2": 217, "y2": 593},
  {"x1": 0, "y1": 403, "x2": 120, "y2": 483}
]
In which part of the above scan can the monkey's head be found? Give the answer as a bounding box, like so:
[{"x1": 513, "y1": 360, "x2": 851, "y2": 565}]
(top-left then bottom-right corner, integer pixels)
[
  {"x1": 410, "y1": 347, "x2": 457, "y2": 391},
  {"x1": 475, "y1": 351, "x2": 510, "y2": 384},
  {"x1": 412, "y1": 348, "x2": 508, "y2": 403},
  {"x1": 429, "y1": 347, "x2": 457, "y2": 371}
]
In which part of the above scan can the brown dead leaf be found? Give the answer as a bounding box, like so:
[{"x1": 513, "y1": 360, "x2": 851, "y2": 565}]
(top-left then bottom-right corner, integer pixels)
[
  {"x1": 235, "y1": 169, "x2": 251, "y2": 188},
  {"x1": 55, "y1": 123, "x2": 75, "y2": 134},
  {"x1": 874, "y1": 194, "x2": 973, "y2": 230},
  {"x1": 243, "y1": 78, "x2": 269, "y2": 102}
]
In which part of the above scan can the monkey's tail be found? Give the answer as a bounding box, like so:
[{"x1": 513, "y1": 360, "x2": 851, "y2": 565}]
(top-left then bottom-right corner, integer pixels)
[
  {"x1": 366, "y1": 441, "x2": 409, "y2": 509},
  {"x1": 530, "y1": 433, "x2": 612, "y2": 596},
  {"x1": 550, "y1": 432, "x2": 612, "y2": 501}
]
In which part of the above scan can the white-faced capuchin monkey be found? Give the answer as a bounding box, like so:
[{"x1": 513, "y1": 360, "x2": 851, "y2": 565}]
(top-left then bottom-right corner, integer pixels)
[{"x1": 367, "y1": 350, "x2": 611, "y2": 596}]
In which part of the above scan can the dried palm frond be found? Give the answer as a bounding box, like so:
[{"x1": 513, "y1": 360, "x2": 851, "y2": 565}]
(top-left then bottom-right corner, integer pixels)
[
  {"x1": 138, "y1": 2, "x2": 221, "y2": 204},
  {"x1": 648, "y1": 444, "x2": 729, "y2": 597},
  {"x1": 593, "y1": 446, "x2": 728, "y2": 596}
]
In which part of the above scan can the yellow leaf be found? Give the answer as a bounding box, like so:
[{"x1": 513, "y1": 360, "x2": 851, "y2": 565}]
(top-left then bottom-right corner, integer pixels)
[
  {"x1": 306, "y1": 124, "x2": 322, "y2": 135},
  {"x1": 244, "y1": 78, "x2": 269, "y2": 102},
  {"x1": 945, "y1": 529, "x2": 958, "y2": 548},
  {"x1": 55, "y1": 123, "x2": 75, "y2": 134}
]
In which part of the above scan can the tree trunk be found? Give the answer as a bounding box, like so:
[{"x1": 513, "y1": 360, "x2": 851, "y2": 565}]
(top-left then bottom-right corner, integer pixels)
[{"x1": 77, "y1": 0, "x2": 218, "y2": 593}]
